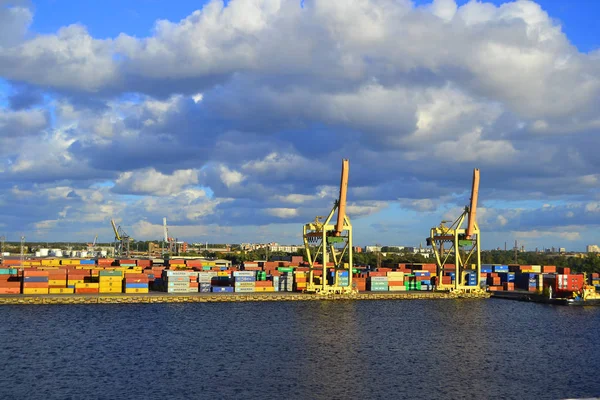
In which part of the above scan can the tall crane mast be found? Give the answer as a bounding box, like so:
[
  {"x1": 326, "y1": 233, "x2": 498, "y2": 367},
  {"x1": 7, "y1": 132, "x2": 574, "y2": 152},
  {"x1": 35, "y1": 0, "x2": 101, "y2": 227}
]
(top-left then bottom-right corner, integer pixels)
[
  {"x1": 163, "y1": 217, "x2": 178, "y2": 255},
  {"x1": 303, "y1": 159, "x2": 354, "y2": 295},
  {"x1": 163, "y1": 217, "x2": 169, "y2": 243}
]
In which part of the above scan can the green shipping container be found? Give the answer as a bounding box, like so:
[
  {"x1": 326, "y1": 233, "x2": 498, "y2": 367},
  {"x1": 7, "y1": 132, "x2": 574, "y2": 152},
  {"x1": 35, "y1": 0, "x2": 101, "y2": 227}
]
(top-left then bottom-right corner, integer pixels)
[
  {"x1": 0, "y1": 268, "x2": 18, "y2": 275},
  {"x1": 99, "y1": 270, "x2": 123, "y2": 277},
  {"x1": 278, "y1": 267, "x2": 294, "y2": 272}
]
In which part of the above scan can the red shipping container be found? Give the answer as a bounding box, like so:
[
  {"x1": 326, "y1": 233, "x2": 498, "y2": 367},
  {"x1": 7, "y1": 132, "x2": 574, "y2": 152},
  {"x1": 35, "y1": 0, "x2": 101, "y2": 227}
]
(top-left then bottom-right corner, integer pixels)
[
  {"x1": 125, "y1": 278, "x2": 149, "y2": 284},
  {"x1": 441, "y1": 276, "x2": 452, "y2": 285},
  {"x1": 255, "y1": 281, "x2": 273, "y2": 288},
  {"x1": 75, "y1": 288, "x2": 99, "y2": 294},
  {"x1": 542, "y1": 265, "x2": 557, "y2": 274},
  {"x1": 503, "y1": 282, "x2": 514, "y2": 291},
  {"x1": 124, "y1": 273, "x2": 148, "y2": 279}
]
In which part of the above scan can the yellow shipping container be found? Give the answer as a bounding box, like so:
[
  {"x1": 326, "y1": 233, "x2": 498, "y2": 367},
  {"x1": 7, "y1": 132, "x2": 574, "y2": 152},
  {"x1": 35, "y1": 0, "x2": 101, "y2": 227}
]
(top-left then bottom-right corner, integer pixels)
[
  {"x1": 387, "y1": 272, "x2": 404, "y2": 278},
  {"x1": 254, "y1": 287, "x2": 275, "y2": 292},
  {"x1": 68, "y1": 279, "x2": 85, "y2": 285},
  {"x1": 124, "y1": 269, "x2": 143, "y2": 274},
  {"x1": 124, "y1": 288, "x2": 149, "y2": 294},
  {"x1": 99, "y1": 288, "x2": 122, "y2": 293},
  {"x1": 49, "y1": 280, "x2": 68, "y2": 286},
  {"x1": 98, "y1": 282, "x2": 121, "y2": 288},
  {"x1": 23, "y1": 288, "x2": 49, "y2": 295},
  {"x1": 217, "y1": 272, "x2": 230, "y2": 277},
  {"x1": 388, "y1": 286, "x2": 407, "y2": 291},
  {"x1": 41, "y1": 259, "x2": 59, "y2": 265},
  {"x1": 49, "y1": 288, "x2": 75, "y2": 294},
  {"x1": 99, "y1": 277, "x2": 122, "y2": 283},
  {"x1": 74, "y1": 282, "x2": 99, "y2": 289}
]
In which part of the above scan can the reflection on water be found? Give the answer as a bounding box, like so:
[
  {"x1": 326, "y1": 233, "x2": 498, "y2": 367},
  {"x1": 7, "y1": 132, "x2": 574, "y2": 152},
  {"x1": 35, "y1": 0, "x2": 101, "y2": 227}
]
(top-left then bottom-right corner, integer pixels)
[{"x1": 0, "y1": 300, "x2": 599, "y2": 399}]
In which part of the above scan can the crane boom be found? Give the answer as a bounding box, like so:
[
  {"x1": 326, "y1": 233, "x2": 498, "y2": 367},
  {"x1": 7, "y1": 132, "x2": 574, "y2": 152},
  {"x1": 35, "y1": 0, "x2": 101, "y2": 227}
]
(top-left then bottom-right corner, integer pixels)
[
  {"x1": 335, "y1": 159, "x2": 349, "y2": 235},
  {"x1": 111, "y1": 219, "x2": 121, "y2": 241},
  {"x1": 92, "y1": 235, "x2": 98, "y2": 246},
  {"x1": 466, "y1": 168, "x2": 480, "y2": 239}
]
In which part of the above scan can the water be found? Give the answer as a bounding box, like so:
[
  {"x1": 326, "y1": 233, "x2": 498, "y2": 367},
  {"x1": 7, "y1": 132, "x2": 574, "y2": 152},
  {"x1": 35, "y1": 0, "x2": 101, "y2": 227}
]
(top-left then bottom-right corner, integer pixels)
[{"x1": 0, "y1": 299, "x2": 599, "y2": 400}]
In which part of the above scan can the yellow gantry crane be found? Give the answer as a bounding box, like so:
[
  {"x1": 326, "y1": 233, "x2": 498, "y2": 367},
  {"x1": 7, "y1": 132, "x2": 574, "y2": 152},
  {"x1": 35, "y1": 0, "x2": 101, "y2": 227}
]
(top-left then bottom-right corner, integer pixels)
[
  {"x1": 111, "y1": 219, "x2": 131, "y2": 258},
  {"x1": 303, "y1": 159, "x2": 355, "y2": 295},
  {"x1": 427, "y1": 168, "x2": 482, "y2": 293}
]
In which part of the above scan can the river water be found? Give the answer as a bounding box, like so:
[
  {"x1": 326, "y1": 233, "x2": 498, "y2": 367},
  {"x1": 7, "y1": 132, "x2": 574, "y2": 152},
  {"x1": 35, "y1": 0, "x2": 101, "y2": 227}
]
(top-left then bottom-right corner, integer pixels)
[{"x1": 0, "y1": 299, "x2": 599, "y2": 399}]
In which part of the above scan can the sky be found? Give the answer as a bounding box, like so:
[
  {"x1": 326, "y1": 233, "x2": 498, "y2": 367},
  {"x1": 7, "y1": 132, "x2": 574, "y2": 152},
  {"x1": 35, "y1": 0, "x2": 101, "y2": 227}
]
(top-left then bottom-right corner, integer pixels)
[{"x1": 1, "y1": 0, "x2": 600, "y2": 251}]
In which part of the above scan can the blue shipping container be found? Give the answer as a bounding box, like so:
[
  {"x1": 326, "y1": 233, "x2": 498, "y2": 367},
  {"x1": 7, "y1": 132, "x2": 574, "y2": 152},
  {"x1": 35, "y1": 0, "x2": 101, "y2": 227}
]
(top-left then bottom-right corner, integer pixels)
[
  {"x1": 23, "y1": 276, "x2": 49, "y2": 282},
  {"x1": 211, "y1": 286, "x2": 234, "y2": 293},
  {"x1": 234, "y1": 276, "x2": 256, "y2": 282},
  {"x1": 125, "y1": 283, "x2": 148, "y2": 289}
]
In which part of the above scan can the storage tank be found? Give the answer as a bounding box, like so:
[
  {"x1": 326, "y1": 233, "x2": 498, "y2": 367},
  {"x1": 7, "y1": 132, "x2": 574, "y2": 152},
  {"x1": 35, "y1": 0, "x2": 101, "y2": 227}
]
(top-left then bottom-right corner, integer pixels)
[
  {"x1": 53, "y1": 250, "x2": 63, "y2": 257},
  {"x1": 39, "y1": 248, "x2": 49, "y2": 257},
  {"x1": 80, "y1": 251, "x2": 88, "y2": 258},
  {"x1": 100, "y1": 251, "x2": 108, "y2": 257},
  {"x1": 35, "y1": 251, "x2": 41, "y2": 257}
]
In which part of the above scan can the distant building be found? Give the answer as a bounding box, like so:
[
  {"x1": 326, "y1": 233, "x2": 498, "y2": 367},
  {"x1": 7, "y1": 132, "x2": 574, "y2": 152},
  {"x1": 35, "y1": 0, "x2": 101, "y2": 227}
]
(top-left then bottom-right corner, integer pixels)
[
  {"x1": 587, "y1": 245, "x2": 600, "y2": 253},
  {"x1": 268, "y1": 245, "x2": 303, "y2": 253},
  {"x1": 365, "y1": 246, "x2": 382, "y2": 253},
  {"x1": 559, "y1": 247, "x2": 566, "y2": 253},
  {"x1": 353, "y1": 246, "x2": 363, "y2": 253}
]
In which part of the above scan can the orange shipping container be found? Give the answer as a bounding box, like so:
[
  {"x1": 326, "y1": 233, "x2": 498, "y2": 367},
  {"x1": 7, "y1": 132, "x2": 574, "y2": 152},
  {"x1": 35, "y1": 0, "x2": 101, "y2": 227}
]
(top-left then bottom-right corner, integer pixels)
[
  {"x1": 0, "y1": 287, "x2": 20, "y2": 294},
  {"x1": 0, "y1": 281, "x2": 21, "y2": 288},
  {"x1": 255, "y1": 281, "x2": 273, "y2": 288},
  {"x1": 22, "y1": 282, "x2": 49, "y2": 288},
  {"x1": 23, "y1": 270, "x2": 49, "y2": 277}
]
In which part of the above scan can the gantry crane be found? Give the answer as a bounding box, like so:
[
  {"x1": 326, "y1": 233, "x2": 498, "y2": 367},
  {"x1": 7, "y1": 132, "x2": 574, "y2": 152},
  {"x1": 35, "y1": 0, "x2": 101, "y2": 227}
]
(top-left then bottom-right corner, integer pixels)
[
  {"x1": 427, "y1": 168, "x2": 482, "y2": 293},
  {"x1": 111, "y1": 219, "x2": 131, "y2": 258},
  {"x1": 303, "y1": 159, "x2": 355, "y2": 295}
]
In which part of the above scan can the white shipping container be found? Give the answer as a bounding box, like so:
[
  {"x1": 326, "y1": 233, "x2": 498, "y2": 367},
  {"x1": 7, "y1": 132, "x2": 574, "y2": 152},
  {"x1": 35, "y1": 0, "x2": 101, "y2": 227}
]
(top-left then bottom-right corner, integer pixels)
[{"x1": 233, "y1": 271, "x2": 256, "y2": 277}]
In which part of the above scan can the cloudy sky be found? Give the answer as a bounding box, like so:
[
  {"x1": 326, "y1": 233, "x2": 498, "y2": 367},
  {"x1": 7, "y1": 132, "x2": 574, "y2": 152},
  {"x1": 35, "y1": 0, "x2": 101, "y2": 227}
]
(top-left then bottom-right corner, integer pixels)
[{"x1": 1, "y1": 0, "x2": 600, "y2": 250}]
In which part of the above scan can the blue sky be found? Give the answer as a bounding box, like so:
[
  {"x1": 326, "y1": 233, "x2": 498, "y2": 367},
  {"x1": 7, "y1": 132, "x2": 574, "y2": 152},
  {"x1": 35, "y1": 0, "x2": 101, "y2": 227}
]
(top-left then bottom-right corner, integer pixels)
[{"x1": 1, "y1": 0, "x2": 600, "y2": 251}]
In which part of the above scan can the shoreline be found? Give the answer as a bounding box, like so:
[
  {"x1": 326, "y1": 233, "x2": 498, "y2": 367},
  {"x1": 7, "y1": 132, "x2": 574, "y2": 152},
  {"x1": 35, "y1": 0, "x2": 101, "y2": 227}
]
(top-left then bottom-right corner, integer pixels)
[{"x1": 0, "y1": 290, "x2": 490, "y2": 305}]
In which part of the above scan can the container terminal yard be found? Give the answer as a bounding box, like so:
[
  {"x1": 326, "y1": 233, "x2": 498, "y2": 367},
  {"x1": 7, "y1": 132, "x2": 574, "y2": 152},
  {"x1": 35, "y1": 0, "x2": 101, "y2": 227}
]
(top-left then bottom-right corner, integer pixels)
[{"x1": 1, "y1": 160, "x2": 599, "y2": 306}]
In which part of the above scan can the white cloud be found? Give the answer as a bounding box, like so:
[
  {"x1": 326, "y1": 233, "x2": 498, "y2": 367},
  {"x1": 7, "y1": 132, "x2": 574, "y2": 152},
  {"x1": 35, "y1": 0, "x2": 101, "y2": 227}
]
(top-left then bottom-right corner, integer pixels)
[
  {"x1": 114, "y1": 168, "x2": 199, "y2": 196},
  {"x1": 218, "y1": 165, "x2": 245, "y2": 188},
  {"x1": 264, "y1": 208, "x2": 298, "y2": 218}
]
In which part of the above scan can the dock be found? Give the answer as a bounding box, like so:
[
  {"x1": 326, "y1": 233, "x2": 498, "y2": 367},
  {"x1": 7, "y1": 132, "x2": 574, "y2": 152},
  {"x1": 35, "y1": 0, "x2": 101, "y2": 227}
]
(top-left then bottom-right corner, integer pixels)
[{"x1": 0, "y1": 290, "x2": 490, "y2": 305}]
